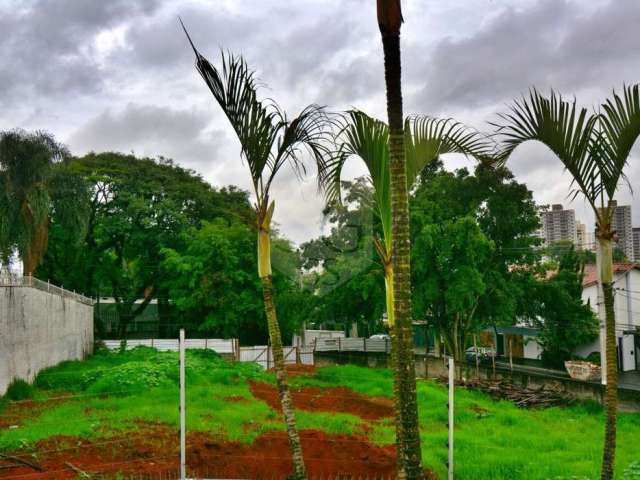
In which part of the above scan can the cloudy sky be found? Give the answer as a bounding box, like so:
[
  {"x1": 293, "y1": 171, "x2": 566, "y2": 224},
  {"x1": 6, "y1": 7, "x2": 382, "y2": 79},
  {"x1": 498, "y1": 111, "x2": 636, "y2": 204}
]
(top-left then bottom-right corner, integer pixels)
[{"x1": 1, "y1": 0, "x2": 639, "y2": 244}]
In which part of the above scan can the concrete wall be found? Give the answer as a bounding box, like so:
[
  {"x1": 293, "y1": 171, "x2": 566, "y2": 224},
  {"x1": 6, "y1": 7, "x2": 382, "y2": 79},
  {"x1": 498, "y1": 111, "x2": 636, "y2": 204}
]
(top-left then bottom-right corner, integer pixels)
[{"x1": 0, "y1": 285, "x2": 93, "y2": 395}]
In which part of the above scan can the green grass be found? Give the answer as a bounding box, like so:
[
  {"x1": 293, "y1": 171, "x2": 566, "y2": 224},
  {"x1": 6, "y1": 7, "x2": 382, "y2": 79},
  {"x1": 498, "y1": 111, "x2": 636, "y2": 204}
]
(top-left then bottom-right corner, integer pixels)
[{"x1": 1, "y1": 349, "x2": 639, "y2": 479}]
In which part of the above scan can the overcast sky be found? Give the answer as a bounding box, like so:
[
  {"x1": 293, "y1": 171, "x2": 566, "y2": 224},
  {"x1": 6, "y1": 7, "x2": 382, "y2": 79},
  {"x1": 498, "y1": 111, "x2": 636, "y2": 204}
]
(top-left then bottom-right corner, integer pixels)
[{"x1": 1, "y1": 0, "x2": 639, "y2": 244}]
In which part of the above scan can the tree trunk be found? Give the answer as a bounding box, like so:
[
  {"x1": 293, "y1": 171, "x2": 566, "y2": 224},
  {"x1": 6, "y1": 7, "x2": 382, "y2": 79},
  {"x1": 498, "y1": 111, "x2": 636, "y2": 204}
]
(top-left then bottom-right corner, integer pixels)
[
  {"x1": 258, "y1": 209, "x2": 306, "y2": 480},
  {"x1": 379, "y1": 16, "x2": 424, "y2": 479},
  {"x1": 598, "y1": 235, "x2": 617, "y2": 480},
  {"x1": 383, "y1": 260, "x2": 406, "y2": 477}
]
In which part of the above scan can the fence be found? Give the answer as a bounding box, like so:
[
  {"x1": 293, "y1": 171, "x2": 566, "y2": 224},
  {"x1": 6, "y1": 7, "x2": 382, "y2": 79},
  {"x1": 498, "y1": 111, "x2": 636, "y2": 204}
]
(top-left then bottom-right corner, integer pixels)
[
  {"x1": 103, "y1": 338, "x2": 237, "y2": 355},
  {"x1": 0, "y1": 273, "x2": 94, "y2": 305},
  {"x1": 240, "y1": 345, "x2": 314, "y2": 369},
  {"x1": 102, "y1": 339, "x2": 315, "y2": 369},
  {"x1": 312, "y1": 337, "x2": 391, "y2": 353}
]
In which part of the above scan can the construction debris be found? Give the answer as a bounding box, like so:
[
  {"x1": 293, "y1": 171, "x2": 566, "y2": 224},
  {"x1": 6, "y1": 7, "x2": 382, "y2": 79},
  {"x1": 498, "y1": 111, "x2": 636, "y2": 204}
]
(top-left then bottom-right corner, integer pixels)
[{"x1": 440, "y1": 377, "x2": 576, "y2": 408}]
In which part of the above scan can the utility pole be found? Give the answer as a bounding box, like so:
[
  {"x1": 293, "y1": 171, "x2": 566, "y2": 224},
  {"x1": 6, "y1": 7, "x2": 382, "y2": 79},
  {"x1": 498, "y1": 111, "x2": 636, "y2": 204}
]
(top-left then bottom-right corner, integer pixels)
[
  {"x1": 448, "y1": 357, "x2": 454, "y2": 480},
  {"x1": 179, "y1": 329, "x2": 186, "y2": 480}
]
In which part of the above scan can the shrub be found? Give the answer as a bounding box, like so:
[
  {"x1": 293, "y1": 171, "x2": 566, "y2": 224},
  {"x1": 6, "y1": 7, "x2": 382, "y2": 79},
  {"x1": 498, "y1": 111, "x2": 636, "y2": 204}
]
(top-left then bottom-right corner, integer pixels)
[{"x1": 4, "y1": 379, "x2": 34, "y2": 401}]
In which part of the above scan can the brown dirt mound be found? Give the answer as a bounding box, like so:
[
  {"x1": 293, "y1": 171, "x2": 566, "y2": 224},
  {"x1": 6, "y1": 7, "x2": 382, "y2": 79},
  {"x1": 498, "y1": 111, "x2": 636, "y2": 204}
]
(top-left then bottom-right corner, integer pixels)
[
  {"x1": 249, "y1": 380, "x2": 394, "y2": 420},
  {"x1": 0, "y1": 427, "x2": 438, "y2": 479}
]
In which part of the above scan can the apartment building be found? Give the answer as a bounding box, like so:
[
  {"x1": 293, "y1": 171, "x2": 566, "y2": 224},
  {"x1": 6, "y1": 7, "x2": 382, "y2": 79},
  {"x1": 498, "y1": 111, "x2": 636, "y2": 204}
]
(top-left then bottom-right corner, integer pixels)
[{"x1": 540, "y1": 204, "x2": 577, "y2": 245}]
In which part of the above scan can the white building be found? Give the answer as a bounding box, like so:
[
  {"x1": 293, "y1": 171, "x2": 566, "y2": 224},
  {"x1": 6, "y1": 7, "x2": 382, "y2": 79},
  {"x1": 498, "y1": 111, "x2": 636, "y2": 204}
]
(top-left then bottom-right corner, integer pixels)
[
  {"x1": 580, "y1": 263, "x2": 640, "y2": 372},
  {"x1": 541, "y1": 204, "x2": 577, "y2": 246},
  {"x1": 633, "y1": 227, "x2": 640, "y2": 262}
]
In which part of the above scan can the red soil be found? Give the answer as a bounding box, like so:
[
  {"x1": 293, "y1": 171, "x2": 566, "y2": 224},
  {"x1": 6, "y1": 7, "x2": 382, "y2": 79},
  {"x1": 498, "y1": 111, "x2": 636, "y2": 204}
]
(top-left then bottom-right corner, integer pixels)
[
  {"x1": 0, "y1": 427, "x2": 424, "y2": 479},
  {"x1": 249, "y1": 380, "x2": 394, "y2": 421}
]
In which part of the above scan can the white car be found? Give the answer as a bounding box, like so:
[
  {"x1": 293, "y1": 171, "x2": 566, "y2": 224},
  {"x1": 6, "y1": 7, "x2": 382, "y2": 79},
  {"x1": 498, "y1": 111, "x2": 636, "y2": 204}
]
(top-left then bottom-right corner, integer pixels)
[{"x1": 369, "y1": 334, "x2": 391, "y2": 341}]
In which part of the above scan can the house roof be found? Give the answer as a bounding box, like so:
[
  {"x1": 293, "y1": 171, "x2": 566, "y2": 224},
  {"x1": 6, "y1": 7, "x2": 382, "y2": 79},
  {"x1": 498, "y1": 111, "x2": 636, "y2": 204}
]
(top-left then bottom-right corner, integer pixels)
[
  {"x1": 485, "y1": 326, "x2": 540, "y2": 337},
  {"x1": 583, "y1": 263, "x2": 640, "y2": 288}
]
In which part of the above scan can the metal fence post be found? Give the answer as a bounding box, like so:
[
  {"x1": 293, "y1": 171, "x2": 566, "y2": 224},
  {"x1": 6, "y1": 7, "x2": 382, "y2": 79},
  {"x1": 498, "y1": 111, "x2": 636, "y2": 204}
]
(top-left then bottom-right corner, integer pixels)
[
  {"x1": 179, "y1": 329, "x2": 186, "y2": 480},
  {"x1": 448, "y1": 357, "x2": 454, "y2": 480}
]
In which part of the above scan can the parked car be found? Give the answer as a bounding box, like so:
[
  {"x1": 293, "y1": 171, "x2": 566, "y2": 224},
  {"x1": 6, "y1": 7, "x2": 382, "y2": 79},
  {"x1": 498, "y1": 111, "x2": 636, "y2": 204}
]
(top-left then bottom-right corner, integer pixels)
[
  {"x1": 369, "y1": 334, "x2": 391, "y2": 341},
  {"x1": 465, "y1": 346, "x2": 496, "y2": 360}
]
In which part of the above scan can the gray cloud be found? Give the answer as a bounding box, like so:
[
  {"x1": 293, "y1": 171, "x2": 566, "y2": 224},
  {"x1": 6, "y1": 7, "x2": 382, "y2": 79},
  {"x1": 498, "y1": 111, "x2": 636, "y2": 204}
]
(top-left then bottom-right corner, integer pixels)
[
  {"x1": 0, "y1": 0, "x2": 161, "y2": 105},
  {"x1": 1, "y1": 0, "x2": 640, "y2": 242},
  {"x1": 412, "y1": 0, "x2": 640, "y2": 113},
  {"x1": 67, "y1": 103, "x2": 225, "y2": 173}
]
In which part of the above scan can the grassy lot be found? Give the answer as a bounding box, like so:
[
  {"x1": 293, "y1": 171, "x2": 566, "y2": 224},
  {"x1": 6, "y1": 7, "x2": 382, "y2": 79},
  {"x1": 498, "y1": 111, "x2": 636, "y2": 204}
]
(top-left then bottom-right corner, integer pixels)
[{"x1": 1, "y1": 347, "x2": 639, "y2": 479}]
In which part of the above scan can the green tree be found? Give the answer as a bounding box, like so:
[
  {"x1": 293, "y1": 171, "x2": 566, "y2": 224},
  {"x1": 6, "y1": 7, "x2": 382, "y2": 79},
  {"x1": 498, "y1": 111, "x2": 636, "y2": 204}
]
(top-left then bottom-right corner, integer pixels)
[
  {"x1": 410, "y1": 165, "x2": 541, "y2": 370},
  {"x1": 0, "y1": 130, "x2": 83, "y2": 274},
  {"x1": 182, "y1": 28, "x2": 332, "y2": 478},
  {"x1": 39, "y1": 152, "x2": 247, "y2": 337},
  {"x1": 529, "y1": 246, "x2": 598, "y2": 368},
  {"x1": 301, "y1": 179, "x2": 386, "y2": 336},
  {"x1": 496, "y1": 85, "x2": 640, "y2": 480},
  {"x1": 161, "y1": 220, "x2": 307, "y2": 344}
]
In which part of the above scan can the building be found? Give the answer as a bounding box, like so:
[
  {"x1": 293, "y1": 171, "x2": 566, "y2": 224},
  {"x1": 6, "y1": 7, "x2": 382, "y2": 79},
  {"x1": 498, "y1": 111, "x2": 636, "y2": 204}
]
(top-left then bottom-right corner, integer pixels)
[
  {"x1": 580, "y1": 263, "x2": 640, "y2": 372},
  {"x1": 633, "y1": 227, "x2": 640, "y2": 262},
  {"x1": 607, "y1": 201, "x2": 634, "y2": 261},
  {"x1": 540, "y1": 204, "x2": 577, "y2": 246},
  {"x1": 575, "y1": 221, "x2": 595, "y2": 251}
]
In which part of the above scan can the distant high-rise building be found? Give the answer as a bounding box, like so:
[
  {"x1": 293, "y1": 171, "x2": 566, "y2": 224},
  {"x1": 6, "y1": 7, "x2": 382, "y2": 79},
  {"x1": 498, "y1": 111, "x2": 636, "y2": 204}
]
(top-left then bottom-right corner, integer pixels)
[
  {"x1": 608, "y1": 201, "x2": 634, "y2": 260},
  {"x1": 576, "y1": 221, "x2": 586, "y2": 250},
  {"x1": 633, "y1": 227, "x2": 640, "y2": 262},
  {"x1": 541, "y1": 204, "x2": 577, "y2": 246},
  {"x1": 575, "y1": 221, "x2": 596, "y2": 251}
]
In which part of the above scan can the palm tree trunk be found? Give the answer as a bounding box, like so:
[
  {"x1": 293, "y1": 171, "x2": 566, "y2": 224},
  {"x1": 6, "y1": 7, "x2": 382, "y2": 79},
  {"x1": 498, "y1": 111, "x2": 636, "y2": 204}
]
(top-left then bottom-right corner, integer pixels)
[
  {"x1": 379, "y1": 14, "x2": 424, "y2": 478},
  {"x1": 258, "y1": 214, "x2": 306, "y2": 480},
  {"x1": 383, "y1": 261, "x2": 406, "y2": 477},
  {"x1": 598, "y1": 235, "x2": 617, "y2": 480}
]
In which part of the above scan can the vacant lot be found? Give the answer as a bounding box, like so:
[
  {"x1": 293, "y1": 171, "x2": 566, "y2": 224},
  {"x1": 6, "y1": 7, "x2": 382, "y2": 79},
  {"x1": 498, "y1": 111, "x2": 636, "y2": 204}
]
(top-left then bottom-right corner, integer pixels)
[{"x1": 1, "y1": 347, "x2": 639, "y2": 479}]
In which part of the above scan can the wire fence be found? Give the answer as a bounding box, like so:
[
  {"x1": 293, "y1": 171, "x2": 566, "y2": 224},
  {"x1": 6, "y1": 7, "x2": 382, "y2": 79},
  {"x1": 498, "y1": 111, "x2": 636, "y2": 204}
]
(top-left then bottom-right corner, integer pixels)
[{"x1": 0, "y1": 273, "x2": 94, "y2": 306}]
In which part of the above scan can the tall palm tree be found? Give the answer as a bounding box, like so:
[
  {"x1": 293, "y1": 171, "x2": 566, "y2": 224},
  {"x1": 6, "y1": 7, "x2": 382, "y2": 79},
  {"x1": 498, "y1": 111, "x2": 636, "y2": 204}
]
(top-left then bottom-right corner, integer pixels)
[
  {"x1": 323, "y1": 111, "x2": 493, "y2": 329},
  {"x1": 0, "y1": 130, "x2": 69, "y2": 274},
  {"x1": 495, "y1": 85, "x2": 640, "y2": 480},
  {"x1": 321, "y1": 110, "x2": 492, "y2": 476},
  {"x1": 375, "y1": 0, "x2": 422, "y2": 477},
  {"x1": 181, "y1": 25, "x2": 332, "y2": 480}
]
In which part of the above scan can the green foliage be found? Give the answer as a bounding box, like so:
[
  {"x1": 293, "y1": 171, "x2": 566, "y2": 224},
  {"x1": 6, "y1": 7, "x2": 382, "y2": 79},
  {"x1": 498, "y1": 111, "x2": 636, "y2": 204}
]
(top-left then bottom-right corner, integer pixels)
[
  {"x1": 527, "y1": 246, "x2": 599, "y2": 368},
  {"x1": 161, "y1": 219, "x2": 309, "y2": 344},
  {"x1": 38, "y1": 152, "x2": 253, "y2": 337},
  {"x1": 300, "y1": 179, "x2": 386, "y2": 335},
  {"x1": 410, "y1": 164, "x2": 541, "y2": 359},
  {"x1": 4, "y1": 379, "x2": 34, "y2": 401},
  {"x1": 0, "y1": 130, "x2": 82, "y2": 272}
]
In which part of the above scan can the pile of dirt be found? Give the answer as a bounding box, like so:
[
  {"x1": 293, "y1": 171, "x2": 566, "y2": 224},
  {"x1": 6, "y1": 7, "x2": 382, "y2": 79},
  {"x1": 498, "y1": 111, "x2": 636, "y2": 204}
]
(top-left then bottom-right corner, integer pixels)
[
  {"x1": 0, "y1": 427, "x2": 435, "y2": 479},
  {"x1": 249, "y1": 380, "x2": 394, "y2": 420},
  {"x1": 189, "y1": 429, "x2": 399, "y2": 478}
]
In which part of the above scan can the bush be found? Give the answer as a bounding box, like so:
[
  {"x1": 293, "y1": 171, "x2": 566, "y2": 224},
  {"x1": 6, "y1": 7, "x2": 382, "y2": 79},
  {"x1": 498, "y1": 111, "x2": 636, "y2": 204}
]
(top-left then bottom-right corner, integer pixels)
[{"x1": 4, "y1": 379, "x2": 34, "y2": 401}]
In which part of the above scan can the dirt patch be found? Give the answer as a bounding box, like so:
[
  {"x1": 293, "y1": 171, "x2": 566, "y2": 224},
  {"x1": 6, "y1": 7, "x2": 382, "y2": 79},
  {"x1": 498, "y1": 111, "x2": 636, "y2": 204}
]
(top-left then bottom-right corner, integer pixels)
[
  {"x1": 0, "y1": 427, "x2": 436, "y2": 479},
  {"x1": 249, "y1": 380, "x2": 394, "y2": 420}
]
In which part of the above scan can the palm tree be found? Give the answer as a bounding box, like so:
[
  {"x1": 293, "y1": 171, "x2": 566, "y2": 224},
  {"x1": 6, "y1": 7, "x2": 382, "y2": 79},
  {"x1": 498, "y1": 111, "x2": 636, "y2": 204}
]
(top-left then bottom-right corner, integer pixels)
[
  {"x1": 320, "y1": 110, "x2": 492, "y2": 475},
  {"x1": 375, "y1": 0, "x2": 422, "y2": 476},
  {"x1": 181, "y1": 25, "x2": 332, "y2": 479},
  {"x1": 0, "y1": 130, "x2": 69, "y2": 275},
  {"x1": 495, "y1": 85, "x2": 640, "y2": 480}
]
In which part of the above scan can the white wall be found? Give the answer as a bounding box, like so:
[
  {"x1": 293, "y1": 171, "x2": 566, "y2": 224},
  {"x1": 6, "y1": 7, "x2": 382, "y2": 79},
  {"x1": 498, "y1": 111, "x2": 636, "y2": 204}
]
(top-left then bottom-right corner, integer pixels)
[
  {"x1": 580, "y1": 268, "x2": 640, "y2": 364},
  {"x1": 523, "y1": 336, "x2": 543, "y2": 360},
  {"x1": 0, "y1": 286, "x2": 94, "y2": 395}
]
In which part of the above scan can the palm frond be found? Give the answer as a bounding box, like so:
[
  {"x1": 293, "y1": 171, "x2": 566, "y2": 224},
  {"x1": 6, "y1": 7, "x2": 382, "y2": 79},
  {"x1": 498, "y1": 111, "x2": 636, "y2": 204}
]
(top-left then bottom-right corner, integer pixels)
[
  {"x1": 266, "y1": 104, "x2": 333, "y2": 194},
  {"x1": 323, "y1": 110, "x2": 392, "y2": 249},
  {"x1": 494, "y1": 89, "x2": 602, "y2": 213},
  {"x1": 598, "y1": 84, "x2": 640, "y2": 198},
  {"x1": 405, "y1": 116, "x2": 495, "y2": 187},
  {"x1": 181, "y1": 21, "x2": 277, "y2": 197}
]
